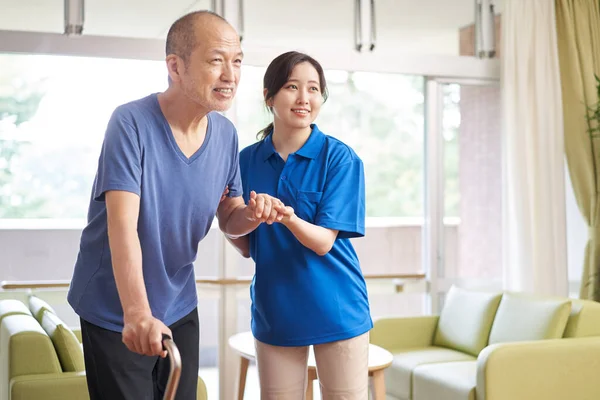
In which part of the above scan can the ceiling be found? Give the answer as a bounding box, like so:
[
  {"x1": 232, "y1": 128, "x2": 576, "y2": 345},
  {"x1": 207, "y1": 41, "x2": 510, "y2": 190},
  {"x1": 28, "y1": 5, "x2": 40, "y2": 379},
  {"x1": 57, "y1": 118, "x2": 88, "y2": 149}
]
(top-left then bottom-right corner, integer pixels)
[{"x1": 0, "y1": 0, "x2": 503, "y2": 40}]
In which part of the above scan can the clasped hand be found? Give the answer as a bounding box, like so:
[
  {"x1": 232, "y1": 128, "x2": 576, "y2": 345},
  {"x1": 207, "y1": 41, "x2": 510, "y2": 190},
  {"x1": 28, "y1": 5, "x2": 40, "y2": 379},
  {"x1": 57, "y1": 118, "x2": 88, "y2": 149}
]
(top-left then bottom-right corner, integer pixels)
[{"x1": 246, "y1": 190, "x2": 294, "y2": 225}]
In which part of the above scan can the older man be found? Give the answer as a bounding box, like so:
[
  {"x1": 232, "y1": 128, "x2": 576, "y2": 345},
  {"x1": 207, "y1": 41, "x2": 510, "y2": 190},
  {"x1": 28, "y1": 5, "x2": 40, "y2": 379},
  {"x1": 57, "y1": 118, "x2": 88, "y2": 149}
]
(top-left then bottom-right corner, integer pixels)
[{"x1": 68, "y1": 11, "x2": 283, "y2": 399}]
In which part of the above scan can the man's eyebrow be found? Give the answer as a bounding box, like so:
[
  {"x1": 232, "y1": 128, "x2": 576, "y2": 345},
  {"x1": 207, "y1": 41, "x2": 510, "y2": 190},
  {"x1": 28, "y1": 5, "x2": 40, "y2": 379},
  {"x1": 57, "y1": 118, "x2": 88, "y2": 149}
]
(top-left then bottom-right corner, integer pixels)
[{"x1": 209, "y1": 49, "x2": 244, "y2": 58}]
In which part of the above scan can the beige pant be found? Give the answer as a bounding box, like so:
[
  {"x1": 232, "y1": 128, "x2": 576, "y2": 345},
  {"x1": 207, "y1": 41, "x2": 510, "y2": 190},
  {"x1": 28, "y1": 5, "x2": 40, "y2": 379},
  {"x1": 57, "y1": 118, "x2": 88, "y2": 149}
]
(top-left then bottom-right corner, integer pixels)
[{"x1": 254, "y1": 332, "x2": 370, "y2": 399}]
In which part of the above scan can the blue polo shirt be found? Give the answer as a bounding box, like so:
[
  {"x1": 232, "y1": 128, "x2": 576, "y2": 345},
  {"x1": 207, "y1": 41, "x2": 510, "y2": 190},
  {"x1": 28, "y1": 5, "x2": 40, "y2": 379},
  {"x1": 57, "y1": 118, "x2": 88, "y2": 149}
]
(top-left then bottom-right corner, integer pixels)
[{"x1": 239, "y1": 124, "x2": 372, "y2": 346}]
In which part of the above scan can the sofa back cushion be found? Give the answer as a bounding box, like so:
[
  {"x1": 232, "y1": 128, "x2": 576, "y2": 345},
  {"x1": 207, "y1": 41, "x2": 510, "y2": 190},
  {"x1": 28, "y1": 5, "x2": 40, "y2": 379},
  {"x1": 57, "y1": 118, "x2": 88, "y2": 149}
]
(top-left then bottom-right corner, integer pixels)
[
  {"x1": 28, "y1": 296, "x2": 57, "y2": 324},
  {"x1": 433, "y1": 286, "x2": 503, "y2": 356},
  {"x1": 1, "y1": 314, "x2": 62, "y2": 377},
  {"x1": 40, "y1": 311, "x2": 85, "y2": 372},
  {"x1": 488, "y1": 293, "x2": 571, "y2": 344},
  {"x1": 0, "y1": 300, "x2": 31, "y2": 327},
  {"x1": 563, "y1": 299, "x2": 600, "y2": 338}
]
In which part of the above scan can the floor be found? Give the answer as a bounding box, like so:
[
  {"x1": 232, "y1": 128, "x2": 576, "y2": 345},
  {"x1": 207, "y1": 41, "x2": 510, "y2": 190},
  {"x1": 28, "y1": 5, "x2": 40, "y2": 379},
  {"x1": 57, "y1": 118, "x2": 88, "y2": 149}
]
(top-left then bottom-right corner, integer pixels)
[{"x1": 199, "y1": 366, "x2": 322, "y2": 399}]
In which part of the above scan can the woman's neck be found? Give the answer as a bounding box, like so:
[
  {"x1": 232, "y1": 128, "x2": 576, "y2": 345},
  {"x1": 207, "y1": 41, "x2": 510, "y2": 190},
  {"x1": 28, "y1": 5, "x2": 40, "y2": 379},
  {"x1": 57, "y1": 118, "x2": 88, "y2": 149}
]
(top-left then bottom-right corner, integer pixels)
[{"x1": 271, "y1": 122, "x2": 312, "y2": 161}]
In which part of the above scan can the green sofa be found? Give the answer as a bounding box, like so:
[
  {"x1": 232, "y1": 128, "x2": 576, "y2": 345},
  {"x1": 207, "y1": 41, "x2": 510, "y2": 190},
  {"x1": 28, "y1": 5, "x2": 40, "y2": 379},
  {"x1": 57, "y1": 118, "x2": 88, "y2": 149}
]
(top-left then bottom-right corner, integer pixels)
[
  {"x1": 0, "y1": 296, "x2": 208, "y2": 400},
  {"x1": 371, "y1": 286, "x2": 600, "y2": 400}
]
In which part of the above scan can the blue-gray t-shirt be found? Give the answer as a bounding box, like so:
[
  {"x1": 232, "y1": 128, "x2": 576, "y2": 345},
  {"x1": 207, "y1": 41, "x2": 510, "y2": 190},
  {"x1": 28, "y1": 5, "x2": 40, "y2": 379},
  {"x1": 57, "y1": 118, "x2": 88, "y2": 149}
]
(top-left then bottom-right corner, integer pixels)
[{"x1": 68, "y1": 93, "x2": 242, "y2": 332}]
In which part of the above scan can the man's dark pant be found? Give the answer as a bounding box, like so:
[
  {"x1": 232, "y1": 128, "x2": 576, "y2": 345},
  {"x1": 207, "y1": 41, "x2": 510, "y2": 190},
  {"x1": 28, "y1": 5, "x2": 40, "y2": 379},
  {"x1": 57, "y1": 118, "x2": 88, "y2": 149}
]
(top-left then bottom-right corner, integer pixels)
[{"x1": 80, "y1": 308, "x2": 199, "y2": 400}]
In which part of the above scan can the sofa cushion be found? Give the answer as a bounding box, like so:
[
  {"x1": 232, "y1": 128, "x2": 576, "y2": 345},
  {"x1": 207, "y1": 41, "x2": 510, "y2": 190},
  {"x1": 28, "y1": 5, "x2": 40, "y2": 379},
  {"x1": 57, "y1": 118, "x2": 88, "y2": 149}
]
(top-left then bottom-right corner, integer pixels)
[
  {"x1": 433, "y1": 286, "x2": 502, "y2": 356},
  {"x1": 413, "y1": 361, "x2": 477, "y2": 400},
  {"x1": 563, "y1": 299, "x2": 600, "y2": 338},
  {"x1": 488, "y1": 293, "x2": 571, "y2": 344},
  {"x1": 40, "y1": 311, "x2": 84, "y2": 372},
  {"x1": 28, "y1": 296, "x2": 57, "y2": 324},
  {"x1": 385, "y1": 347, "x2": 475, "y2": 400},
  {"x1": 0, "y1": 300, "x2": 31, "y2": 327}
]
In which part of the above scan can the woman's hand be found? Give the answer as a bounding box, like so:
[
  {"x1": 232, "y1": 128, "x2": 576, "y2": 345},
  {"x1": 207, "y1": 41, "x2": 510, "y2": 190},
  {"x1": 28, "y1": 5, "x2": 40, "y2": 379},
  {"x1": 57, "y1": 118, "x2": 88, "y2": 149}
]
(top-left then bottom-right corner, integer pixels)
[{"x1": 245, "y1": 191, "x2": 287, "y2": 224}]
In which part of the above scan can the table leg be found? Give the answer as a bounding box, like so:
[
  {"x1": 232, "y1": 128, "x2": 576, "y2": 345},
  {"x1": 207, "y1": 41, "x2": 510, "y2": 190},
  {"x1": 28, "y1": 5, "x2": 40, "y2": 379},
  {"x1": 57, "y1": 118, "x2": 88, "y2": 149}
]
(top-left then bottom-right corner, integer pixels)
[
  {"x1": 237, "y1": 357, "x2": 250, "y2": 400},
  {"x1": 370, "y1": 370, "x2": 386, "y2": 400},
  {"x1": 306, "y1": 368, "x2": 318, "y2": 400}
]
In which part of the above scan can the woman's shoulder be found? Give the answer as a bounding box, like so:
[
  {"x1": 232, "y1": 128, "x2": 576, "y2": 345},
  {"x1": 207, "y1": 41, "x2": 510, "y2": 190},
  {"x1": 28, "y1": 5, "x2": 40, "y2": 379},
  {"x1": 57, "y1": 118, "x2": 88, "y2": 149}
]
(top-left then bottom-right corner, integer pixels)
[
  {"x1": 321, "y1": 132, "x2": 362, "y2": 167},
  {"x1": 239, "y1": 138, "x2": 267, "y2": 164}
]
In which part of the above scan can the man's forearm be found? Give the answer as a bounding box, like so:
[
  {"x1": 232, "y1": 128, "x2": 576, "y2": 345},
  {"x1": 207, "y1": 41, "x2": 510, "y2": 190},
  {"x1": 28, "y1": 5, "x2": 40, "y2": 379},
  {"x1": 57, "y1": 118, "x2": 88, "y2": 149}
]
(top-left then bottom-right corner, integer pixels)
[
  {"x1": 225, "y1": 235, "x2": 251, "y2": 258},
  {"x1": 109, "y1": 230, "x2": 151, "y2": 319},
  {"x1": 283, "y1": 215, "x2": 337, "y2": 256},
  {"x1": 220, "y1": 205, "x2": 261, "y2": 238}
]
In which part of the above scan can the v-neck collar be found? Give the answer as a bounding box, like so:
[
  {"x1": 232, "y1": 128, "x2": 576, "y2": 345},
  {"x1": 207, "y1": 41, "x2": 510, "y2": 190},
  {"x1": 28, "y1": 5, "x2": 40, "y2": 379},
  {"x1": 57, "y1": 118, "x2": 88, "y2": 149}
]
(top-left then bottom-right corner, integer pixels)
[{"x1": 153, "y1": 94, "x2": 213, "y2": 165}]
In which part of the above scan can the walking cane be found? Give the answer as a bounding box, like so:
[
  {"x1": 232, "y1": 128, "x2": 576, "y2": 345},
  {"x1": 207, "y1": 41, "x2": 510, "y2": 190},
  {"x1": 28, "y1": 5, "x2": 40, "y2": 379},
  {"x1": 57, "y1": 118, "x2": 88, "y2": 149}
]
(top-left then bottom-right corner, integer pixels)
[{"x1": 162, "y1": 334, "x2": 182, "y2": 400}]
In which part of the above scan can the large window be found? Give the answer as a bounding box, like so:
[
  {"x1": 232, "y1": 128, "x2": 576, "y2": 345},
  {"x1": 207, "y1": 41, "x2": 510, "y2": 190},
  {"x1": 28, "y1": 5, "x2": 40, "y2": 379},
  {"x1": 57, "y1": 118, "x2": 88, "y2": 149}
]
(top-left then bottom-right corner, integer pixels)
[
  {"x1": 2, "y1": 57, "x2": 429, "y2": 225},
  {"x1": 0, "y1": 54, "x2": 166, "y2": 219}
]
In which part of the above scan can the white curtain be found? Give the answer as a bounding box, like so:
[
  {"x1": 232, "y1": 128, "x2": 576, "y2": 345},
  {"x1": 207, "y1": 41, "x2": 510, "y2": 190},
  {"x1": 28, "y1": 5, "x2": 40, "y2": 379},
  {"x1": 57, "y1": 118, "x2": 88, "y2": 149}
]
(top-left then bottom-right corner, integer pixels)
[{"x1": 502, "y1": 0, "x2": 569, "y2": 296}]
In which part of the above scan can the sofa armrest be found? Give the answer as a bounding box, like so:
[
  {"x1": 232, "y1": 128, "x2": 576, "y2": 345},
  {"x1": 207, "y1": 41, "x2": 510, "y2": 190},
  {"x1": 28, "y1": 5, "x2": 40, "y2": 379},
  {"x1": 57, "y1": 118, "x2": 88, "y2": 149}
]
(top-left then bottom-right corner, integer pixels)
[
  {"x1": 370, "y1": 315, "x2": 439, "y2": 352},
  {"x1": 10, "y1": 372, "x2": 89, "y2": 400},
  {"x1": 197, "y1": 375, "x2": 208, "y2": 400},
  {"x1": 12, "y1": 372, "x2": 208, "y2": 400},
  {"x1": 476, "y1": 337, "x2": 600, "y2": 400}
]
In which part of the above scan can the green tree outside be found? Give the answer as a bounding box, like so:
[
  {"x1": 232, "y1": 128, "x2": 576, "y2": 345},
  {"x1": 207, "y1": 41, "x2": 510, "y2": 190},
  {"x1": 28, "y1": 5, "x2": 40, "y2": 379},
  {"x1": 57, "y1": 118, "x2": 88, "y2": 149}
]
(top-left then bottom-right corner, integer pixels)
[{"x1": 0, "y1": 58, "x2": 48, "y2": 218}]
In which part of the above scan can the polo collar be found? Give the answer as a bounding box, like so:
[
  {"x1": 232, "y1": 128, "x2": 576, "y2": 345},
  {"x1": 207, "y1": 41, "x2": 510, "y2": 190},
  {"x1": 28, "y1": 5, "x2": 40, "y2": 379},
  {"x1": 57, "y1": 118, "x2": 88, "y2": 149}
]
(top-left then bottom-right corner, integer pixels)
[{"x1": 258, "y1": 124, "x2": 326, "y2": 162}]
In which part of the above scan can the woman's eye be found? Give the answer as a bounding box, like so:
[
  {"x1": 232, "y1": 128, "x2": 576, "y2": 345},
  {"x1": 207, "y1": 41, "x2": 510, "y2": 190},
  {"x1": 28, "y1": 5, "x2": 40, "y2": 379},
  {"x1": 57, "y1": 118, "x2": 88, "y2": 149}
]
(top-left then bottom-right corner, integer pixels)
[
  {"x1": 287, "y1": 85, "x2": 298, "y2": 90},
  {"x1": 310, "y1": 87, "x2": 320, "y2": 92}
]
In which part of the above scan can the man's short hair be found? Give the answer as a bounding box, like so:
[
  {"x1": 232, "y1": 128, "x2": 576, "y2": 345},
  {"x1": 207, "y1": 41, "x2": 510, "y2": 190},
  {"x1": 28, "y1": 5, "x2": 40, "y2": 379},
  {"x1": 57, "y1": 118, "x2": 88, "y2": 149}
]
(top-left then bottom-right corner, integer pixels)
[{"x1": 165, "y1": 10, "x2": 227, "y2": 65}]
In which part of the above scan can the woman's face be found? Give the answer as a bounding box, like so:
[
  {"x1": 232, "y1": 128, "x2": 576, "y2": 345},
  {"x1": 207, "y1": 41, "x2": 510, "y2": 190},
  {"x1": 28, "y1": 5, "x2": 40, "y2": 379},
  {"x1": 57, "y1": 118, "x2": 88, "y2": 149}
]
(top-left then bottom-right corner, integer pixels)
[{"x1": 268, "y1": 62, "x2": 323, "y2": 132}]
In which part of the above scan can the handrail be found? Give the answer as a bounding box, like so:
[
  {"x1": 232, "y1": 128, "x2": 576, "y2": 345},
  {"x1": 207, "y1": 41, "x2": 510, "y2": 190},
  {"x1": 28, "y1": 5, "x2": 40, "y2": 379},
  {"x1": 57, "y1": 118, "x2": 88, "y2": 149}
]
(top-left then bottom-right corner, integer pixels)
[
  {"x1": 1, "y1": 273, "x2": 426, "y2": 290},
  {"x1": 1, "y1": 280, "x2": 71, "y2": 289}
]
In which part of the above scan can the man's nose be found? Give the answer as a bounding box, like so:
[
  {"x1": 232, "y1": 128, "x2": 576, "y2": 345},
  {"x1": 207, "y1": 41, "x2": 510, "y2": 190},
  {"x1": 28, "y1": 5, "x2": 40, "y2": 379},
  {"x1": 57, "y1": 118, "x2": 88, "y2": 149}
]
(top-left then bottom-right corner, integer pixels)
[{"x1": 221, "y1": 64, "x2": 235, "y2": 82}]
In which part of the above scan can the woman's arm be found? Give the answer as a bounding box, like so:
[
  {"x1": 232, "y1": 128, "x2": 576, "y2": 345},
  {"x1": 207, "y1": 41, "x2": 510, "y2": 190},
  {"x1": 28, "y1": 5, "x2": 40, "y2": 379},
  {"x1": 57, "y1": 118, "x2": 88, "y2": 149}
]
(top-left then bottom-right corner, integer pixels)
[{"x1": 281, "y1": 209, "x2": 338, "y2": 256}]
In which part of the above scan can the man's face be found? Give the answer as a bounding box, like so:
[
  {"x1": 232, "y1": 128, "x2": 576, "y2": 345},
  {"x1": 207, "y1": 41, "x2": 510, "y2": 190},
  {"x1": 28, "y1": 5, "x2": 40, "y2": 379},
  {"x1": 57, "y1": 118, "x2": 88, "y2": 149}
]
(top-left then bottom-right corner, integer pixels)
[{"x1": 179, "y1": 22, "x2": 243, "y2": 112}]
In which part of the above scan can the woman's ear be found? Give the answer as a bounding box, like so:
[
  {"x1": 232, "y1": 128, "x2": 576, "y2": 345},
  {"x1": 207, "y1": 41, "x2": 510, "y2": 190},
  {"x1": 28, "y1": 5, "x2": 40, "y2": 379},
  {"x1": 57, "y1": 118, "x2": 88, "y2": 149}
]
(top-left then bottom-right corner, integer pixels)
[{"x1": 263, "y1": 88, "x2": 272, "y2": 107}]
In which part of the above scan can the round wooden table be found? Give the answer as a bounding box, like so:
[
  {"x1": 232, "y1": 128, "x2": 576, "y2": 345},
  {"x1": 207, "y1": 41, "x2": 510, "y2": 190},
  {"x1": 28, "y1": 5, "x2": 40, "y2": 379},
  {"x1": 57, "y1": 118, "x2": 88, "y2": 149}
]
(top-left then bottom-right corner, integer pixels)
[{"x1": 228, "y1": 331, "x2": 393, "y2": 400}]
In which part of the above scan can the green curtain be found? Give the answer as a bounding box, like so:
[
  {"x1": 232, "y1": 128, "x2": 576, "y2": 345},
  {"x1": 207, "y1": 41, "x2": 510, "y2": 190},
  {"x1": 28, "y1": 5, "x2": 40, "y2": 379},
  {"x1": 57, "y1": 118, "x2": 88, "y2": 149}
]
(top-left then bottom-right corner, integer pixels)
[{"x1": 556, "y1": 0, "x2": 600, "y2": 301}]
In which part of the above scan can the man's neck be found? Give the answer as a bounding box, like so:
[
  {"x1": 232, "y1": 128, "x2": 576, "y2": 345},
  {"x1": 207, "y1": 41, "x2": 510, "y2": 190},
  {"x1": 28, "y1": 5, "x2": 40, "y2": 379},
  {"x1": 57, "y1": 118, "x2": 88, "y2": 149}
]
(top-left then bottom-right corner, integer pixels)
[{"x1": 157, "y1": 89, "x2": 208, "y2": 137}]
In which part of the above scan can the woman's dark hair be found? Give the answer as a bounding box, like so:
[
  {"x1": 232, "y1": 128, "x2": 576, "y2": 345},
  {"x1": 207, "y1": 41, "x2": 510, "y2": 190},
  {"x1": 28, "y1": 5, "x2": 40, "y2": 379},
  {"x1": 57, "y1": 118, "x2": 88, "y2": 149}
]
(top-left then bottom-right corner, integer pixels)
[{"x1": 257, "y1": 51, "x2": 329, "y2": 140}]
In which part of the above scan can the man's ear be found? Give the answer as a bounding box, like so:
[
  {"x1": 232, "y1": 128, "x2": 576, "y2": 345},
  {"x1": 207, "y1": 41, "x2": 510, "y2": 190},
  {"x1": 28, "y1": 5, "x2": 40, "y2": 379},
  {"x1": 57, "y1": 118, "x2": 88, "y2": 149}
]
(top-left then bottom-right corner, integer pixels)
[{"x1": 166, "y1": 55, "x2": 184, "y2": 84}]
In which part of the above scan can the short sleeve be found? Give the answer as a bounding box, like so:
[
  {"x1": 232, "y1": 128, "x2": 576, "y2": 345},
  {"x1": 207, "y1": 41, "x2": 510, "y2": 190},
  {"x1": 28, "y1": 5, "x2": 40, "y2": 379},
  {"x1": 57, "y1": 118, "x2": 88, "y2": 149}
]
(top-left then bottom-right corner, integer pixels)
[
  {"x1": 315, "y1": 159, "x2": 365, "y2": 239},
  {"x1": 226, "y1": 127, "x2": 243, "y2": 198},
  {"x1": 93, "y1": 108, "x2": 142, "y2": 201},
  {"x1": 238, "y1": 147, "x2": 251, "y2": 203}
]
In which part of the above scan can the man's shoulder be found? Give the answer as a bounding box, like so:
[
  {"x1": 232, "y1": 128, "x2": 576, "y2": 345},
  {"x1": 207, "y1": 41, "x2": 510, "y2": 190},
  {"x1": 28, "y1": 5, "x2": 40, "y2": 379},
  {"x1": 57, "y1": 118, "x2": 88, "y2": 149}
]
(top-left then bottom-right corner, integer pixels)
[
  {"x1": 111, "y1": 94, "x2": 158, "y2": 122},
  {"x1": 208, "y1": 112, "x2": 235, "y2": 132}
]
